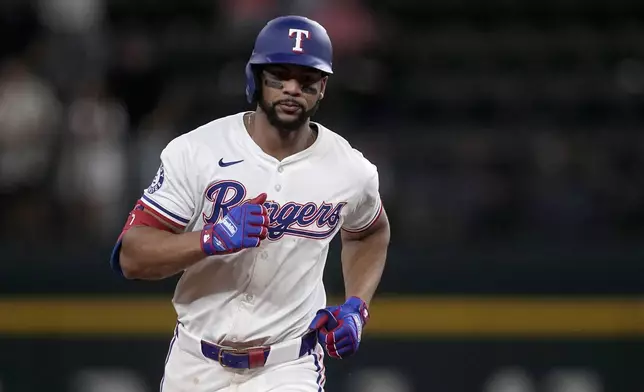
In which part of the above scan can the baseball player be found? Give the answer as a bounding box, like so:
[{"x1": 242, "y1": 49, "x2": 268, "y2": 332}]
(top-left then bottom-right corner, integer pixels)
[{"x1": 110, "y1": 15, "x2": 390, "y2": 392}]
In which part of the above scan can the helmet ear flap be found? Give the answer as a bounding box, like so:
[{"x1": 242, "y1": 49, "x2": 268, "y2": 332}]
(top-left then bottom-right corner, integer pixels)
[
  {"x1": 252, "y1": 66, "x2": 262, "y2": 104},
  {"x1": 246, "y1": 63, "x2": 265, "y2": 104},
  {"x1": 245, "y1": 63, "x2": 257, "y2": 104}
]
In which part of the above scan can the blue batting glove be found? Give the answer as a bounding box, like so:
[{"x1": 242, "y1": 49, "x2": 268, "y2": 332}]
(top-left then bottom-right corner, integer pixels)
[
  {"x1": 201, "y1": 193, "x2": 269, "y2": 255},
  {"x1": 308, "y1": 296, "x2": 370, "y2": 359}
]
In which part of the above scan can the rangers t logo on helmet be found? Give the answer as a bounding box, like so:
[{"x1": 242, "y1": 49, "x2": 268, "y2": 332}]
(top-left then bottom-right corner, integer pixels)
[{"x1": 288, "y1": 28, "x2": 310, "y2": 53}]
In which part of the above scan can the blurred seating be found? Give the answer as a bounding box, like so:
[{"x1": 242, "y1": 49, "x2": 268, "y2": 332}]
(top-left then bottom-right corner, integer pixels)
[{"x1": 1, "y1": 0, "x2": 644, "y2": 257}]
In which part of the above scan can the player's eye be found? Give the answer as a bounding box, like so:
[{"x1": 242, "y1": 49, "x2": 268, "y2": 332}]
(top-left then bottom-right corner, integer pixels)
[
  {"x1": 264, "y1": 69, "x2": 289, "y2": 80},
  {"x1": 262, "y1": 70, "x2": 321, "y2": 94},
  {"x1": 265, "y1": 69, "x2": 320, "y2": 83}
]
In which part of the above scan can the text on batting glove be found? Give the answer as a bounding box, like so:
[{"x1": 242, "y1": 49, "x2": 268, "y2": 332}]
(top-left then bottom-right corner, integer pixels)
[
  {"x1": 308, "y1": 296, "x2": 370, "y2": 359},
  {"x1": 201, "y1": 193, "x2": 269, "y2": 255}
]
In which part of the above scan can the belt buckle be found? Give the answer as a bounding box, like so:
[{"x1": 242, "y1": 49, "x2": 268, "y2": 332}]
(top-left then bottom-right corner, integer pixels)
[
  {"x1": 218, "y1": 344, "x2": 268, "y2": 369},
  {"x1": 217, "y1": 347, "x2": 234, "y2": 368},
  {"x1": 217, "y1": 346, "x2": 255, "y2": 368}
]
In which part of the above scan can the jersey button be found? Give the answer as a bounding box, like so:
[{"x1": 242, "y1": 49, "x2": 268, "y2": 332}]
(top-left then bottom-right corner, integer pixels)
[
  {"x1": 245, "y1": 293, "x2": 254, "y2": 302},
  {"x1": 277, "y1": 166, "x2": 284, "y2": 173},
  {"x1": 275, "y1": 184, "x2": 282, "y2": 191}
]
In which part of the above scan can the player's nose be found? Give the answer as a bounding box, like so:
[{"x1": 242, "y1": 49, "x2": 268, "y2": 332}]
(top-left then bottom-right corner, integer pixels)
[{"x1": 280, "y1": 78, "x2": 303, "y2": 96}]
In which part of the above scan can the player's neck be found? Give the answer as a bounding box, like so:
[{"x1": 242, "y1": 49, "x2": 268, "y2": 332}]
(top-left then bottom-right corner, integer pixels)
[{"x1": 247, "y1": 111, "x2": 315, "y2": 161}]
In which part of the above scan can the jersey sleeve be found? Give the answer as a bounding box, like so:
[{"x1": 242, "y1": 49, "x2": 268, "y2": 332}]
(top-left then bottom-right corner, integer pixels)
[
  {"x1": 139, "y1": 136, "x2": 195, "y2": 229},
  {"x1": 342, "y1": 160, "x2": 383, "y2": 233},
  {"x1": 110, "y1": 136, "x2": 196, "y2": 277}
]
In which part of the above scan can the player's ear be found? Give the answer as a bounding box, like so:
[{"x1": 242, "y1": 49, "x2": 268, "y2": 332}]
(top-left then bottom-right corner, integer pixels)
[{"x1": 319, "y1": 76, "x2": 328, "y2": 100}]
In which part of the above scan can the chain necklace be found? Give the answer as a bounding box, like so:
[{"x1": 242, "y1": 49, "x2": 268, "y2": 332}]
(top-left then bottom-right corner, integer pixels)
[{"x1": 245, "y1": 111, "x2": 315, "y2": 147}]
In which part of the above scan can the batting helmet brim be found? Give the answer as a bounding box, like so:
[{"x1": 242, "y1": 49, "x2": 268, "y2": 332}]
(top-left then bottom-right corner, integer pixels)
[{"x1": 248, "y1": 52, "x2": 333, "y2": 75}]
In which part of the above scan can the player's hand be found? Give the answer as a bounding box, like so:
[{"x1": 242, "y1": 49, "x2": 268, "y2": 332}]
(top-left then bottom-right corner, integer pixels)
[
  {"x1": 308, "y1": 296, "x2": 370, "y2": 359},
  {"x1": 201, "y1": 193, "x2": 269, "y2": 255}
]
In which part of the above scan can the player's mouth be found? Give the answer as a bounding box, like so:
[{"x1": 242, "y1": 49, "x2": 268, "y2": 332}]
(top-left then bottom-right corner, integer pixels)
[{"x1": 276, "y1": 100, "x2": 303, "y2": 114}]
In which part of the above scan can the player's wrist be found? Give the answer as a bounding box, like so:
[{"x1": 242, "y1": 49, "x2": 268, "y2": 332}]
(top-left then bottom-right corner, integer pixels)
[
  {"x1": 200, "y1": 224, "x2": 229, "y2": 256},
  {"x1": 345, "y1": 296, "x2": 370, "y2": 326}
]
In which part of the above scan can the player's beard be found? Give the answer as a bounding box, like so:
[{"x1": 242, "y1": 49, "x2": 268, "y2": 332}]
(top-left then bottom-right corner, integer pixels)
[{"x1": 259, "y1": 97, "x2": 321, "y2": 132}]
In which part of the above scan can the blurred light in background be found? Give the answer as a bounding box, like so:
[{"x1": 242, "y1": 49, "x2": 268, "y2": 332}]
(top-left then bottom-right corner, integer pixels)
[
  {"x1": 345, "y1": 367, "x2": 413, "y2": 392},
  {"x1": 544, "y1": 369, "x2": 602, "y2": 392},
  {"x1": 37, "y1": 0, "x2": 105, "y2": 34},
  {"x1": 484, "y1": 367, "x2": 536, "y2": 392},
  {"x1": 69, "y1": 368, "x2": 148, "y2": 392}
]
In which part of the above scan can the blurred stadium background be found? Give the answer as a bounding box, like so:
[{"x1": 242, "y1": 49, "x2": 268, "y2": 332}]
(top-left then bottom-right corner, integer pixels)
[{"x1": 1, "y1": 0, "x2": 643, "y2": 391}]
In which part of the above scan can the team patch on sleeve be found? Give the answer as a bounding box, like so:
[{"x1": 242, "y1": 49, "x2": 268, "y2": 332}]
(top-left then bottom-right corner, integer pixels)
[{"x1": 147, "y1": 163, "x2": 165, "y2": 194}]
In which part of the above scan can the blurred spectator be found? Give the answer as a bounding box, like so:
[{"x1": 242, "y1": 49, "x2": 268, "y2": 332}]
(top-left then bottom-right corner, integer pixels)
[
  {"x1": 0, "y1": 55, "x2": 62, "y2": 239},
  {"x1": 526, "y1": 132, "x2": 595, "y2": 240},
  {"x1": 219, "y1": 0, "x2": 277, "y2": 35},
  {"x1": 306, "y1": 0, "x2": 379, "y2": 56},
  {"x1": 54, "y1": 78, "x2": 128, "y2": 240},
  {"x1": 37, "y1": 0, "x2": 106, "y2": 34},
  {"x1": 36, "y1": 0, "x2": 108, "y2": 99},
  {"x1": 134, "y1": 85, "x2": 189, "y2": 193},
  {"x1": 106, "y1": 31, "x2": 164, "y2": 134},
  {"x1": 0, "y1": 0, "x2": 42, "y2": 59}
]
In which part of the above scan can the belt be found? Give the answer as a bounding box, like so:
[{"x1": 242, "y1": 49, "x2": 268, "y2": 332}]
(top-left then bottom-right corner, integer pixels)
[{"x1": 176, "y1": 323, "x2": 318, "y2": 370}]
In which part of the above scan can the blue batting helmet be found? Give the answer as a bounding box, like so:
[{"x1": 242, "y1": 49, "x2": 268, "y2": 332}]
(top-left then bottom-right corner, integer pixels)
[{"x1": 245, "y1": 15, "x2": 333, "y2": 103}]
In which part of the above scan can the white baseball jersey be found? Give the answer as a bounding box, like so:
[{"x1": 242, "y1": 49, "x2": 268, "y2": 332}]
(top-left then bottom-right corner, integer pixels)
[{"x1": 137, "y1": 111, "x2": 382, "y2": 346}]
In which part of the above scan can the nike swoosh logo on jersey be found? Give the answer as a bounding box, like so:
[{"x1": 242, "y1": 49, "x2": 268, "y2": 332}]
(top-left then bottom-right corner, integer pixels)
[{"x1": 218, "y1": 158, "x2": 244, "y2": 167}]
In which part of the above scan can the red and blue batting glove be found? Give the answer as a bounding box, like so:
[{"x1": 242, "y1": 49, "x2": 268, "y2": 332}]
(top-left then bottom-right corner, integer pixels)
[
  {"x1": 201, "y1": 193, "x2": 269, "y2": 255},
  {"x1": 308, "y1": 296, "x2": 370, "y2": 359}
]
